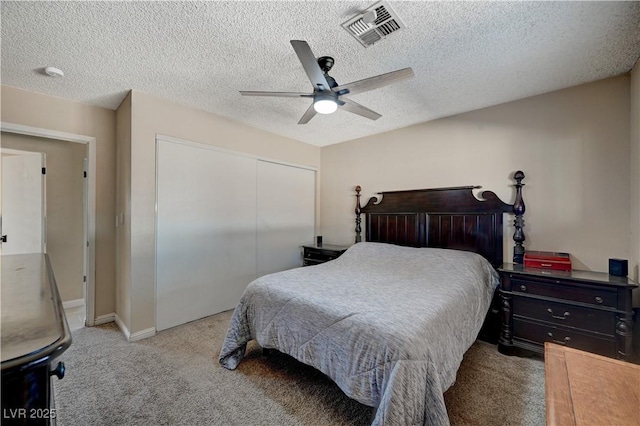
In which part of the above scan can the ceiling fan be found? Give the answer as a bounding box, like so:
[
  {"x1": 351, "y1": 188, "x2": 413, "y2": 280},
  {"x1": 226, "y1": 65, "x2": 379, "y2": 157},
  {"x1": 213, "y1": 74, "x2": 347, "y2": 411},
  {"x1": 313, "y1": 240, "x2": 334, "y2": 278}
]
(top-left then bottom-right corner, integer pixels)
[{"x1": 240, "y1": 40, "x2": 414, "y2": 124}]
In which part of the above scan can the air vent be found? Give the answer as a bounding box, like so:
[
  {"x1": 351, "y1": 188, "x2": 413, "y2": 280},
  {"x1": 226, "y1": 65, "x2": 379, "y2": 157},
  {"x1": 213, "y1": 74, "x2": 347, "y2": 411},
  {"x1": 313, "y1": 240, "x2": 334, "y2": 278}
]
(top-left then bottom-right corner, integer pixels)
[{"x1": 342, "y1": 1, "x2": 406, "y2": 48}]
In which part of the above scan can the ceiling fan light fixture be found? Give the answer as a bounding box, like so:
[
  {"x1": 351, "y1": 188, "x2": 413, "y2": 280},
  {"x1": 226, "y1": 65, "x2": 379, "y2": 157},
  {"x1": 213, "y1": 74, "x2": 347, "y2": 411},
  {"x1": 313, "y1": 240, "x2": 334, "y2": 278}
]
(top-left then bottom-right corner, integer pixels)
[
  {"x1": 240, "y1": 40, "x2": 413, "y2": 123},
  {"x1": 313, "y1": 93, "x2": 338, "y2": 114},
  {"x1": 314, "y1": 99, "x2": 338, "y2": 114}
]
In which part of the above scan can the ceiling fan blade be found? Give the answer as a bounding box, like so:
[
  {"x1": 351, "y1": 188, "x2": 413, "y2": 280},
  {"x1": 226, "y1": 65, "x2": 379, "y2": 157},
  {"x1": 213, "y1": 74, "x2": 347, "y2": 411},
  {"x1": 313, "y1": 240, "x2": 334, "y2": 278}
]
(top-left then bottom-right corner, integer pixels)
[
  {"x1": 339, "y1": 97, "x2": 382, "y2": 121},
  {"x1": 298, "y1": 103, "x2": 317, "y2": 124},
  {"x1": 290, "y1": 40, "x2": 331, "y2": 92},
  {"x1": 334, "y1": 67, "x2": 414, "y2": 96},
  {"x1": 240, "y1": 91, "x2": 313, "y2": 98}
]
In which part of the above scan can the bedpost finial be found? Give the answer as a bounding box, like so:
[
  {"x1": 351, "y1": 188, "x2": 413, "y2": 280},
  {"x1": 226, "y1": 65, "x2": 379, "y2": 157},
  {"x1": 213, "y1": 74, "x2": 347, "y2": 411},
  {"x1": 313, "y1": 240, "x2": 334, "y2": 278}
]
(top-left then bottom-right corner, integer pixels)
[
  {"x1": 514, "y1": 170, "x2": 525, "y2": 185},
  {"x1": 512, "y1": 171, "x2": 525, "y2": 264}
]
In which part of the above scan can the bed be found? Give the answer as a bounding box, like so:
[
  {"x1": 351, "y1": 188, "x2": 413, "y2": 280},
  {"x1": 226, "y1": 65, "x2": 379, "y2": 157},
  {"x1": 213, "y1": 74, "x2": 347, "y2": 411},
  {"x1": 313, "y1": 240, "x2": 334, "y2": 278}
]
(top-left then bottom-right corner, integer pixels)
[{"x1": 219, "y1": 171, "x2": 526, "y2": 426}]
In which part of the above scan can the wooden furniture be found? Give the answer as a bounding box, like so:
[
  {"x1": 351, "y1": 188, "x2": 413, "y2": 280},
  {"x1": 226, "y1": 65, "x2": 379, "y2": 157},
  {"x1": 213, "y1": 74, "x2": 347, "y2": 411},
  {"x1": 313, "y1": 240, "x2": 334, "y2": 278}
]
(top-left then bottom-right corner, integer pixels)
[
  {"x1": 302, "y1": 244, "x2": 350, "y2": 266},
  {"x1": 499, "y1": 263, "x2": 638, "y2": 360},
  {"x1": 545, "y1": 342, "x2": 640, "y2": 426},
  {"x1": 224, "y1": 172, "x2": 529, "y2": 425},
  {"x1": 1, "y1": 254, "x2": 72, "y2": 426},
  {"x1": 355, "y1": 171, "x2": 526, "y2": 342},
  {"x1": 355, "y1": 170, "x2": 526, "y2": 268}
]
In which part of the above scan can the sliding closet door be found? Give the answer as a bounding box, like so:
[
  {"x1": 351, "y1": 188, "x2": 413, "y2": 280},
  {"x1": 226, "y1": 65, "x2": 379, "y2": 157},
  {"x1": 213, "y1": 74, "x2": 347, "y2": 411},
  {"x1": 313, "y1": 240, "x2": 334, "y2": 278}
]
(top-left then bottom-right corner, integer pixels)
[
  {"x1": 256, "y1": 160, "x2": 315, "y2": 277},
  {"x1": 156, "y1": 139, "x2": 257, "y2": 331}
]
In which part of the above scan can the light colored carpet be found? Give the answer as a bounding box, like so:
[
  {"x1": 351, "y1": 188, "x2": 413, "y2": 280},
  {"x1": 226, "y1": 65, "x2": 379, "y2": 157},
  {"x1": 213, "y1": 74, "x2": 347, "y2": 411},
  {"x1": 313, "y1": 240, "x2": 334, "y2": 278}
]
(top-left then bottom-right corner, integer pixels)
[{"x1": 54, "y1": 310, "x2": 545, "y2": 425}]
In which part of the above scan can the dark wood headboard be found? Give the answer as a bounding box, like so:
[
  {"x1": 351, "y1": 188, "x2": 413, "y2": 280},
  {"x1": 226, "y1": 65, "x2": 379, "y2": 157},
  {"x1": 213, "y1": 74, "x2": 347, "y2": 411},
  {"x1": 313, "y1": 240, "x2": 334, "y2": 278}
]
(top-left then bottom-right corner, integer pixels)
[{"x1": 355, "y1": 171, "x2": 525, "y2": 267}]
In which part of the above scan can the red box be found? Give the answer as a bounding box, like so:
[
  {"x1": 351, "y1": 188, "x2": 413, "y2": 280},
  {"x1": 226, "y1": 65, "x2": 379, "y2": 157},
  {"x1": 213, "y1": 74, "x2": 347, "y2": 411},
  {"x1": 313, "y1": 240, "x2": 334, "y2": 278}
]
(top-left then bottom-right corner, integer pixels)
[{"x1": 524, "y1": 251, "x2": 571, "y2": 271}]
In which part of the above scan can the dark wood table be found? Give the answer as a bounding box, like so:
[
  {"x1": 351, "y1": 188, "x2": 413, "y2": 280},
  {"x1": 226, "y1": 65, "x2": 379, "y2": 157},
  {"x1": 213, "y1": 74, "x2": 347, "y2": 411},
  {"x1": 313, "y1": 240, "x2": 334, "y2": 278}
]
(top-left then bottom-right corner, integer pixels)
[{"x1": 1, "y1": 254, "x2": 72, "y2": 425}]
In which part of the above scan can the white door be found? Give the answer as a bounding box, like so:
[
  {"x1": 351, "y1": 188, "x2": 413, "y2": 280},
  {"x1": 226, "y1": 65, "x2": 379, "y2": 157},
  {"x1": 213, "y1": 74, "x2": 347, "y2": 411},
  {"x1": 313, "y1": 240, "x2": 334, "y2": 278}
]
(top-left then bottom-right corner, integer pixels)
[
  {"x1": 156, "y1": 139, "x2": 258, "y2": 331},
  {"x1": 1, "y1": 149, "x2": 46, "y2": 254},
  {"x1": 256, "y1": 160, "x2": 315, "y2": 276}
]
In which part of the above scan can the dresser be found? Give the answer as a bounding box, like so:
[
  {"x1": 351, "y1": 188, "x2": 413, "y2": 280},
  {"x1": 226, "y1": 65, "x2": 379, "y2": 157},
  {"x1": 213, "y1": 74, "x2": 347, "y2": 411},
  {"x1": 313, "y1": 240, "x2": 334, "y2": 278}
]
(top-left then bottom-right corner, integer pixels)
[
  {"x1": 302, "y1": 244, "x2": 350, "y2": 266},
  {"x1": 1, "y1": 254, "x2": 72, "y2": 425},
  {"x1": 498, "y1": 263, "x2": 638, "y2": 360}
]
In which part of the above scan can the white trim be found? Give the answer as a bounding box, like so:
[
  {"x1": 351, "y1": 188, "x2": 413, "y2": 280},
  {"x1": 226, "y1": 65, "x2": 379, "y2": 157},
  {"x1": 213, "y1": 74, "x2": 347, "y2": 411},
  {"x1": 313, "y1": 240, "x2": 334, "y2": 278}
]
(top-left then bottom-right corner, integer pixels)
[
  {"x1": 114, "y1": 314, "x2": 130, "y2": 340},
  {"x1": 41, "y1": 152, "x2": 47, "y2": 253},
  {"x1": 0, "y1": 148, "x2": 41, "y2": 156},
  {"x1": 1, "y1": 121, "x2": 98, "y2": 327},
  {"x1": 63, "y1": 298, "x2": 85, "y2": 309},
  {"x1": 129, "y1": 327, "x2": 156, "y2": 342},
  {"x1": 82, "y1": 158, "x2": 89, "y2": 318},
  {"x1": 94, "y1": 312, "x2": 115, "y2": 325},
  {"x1": 1, "y1": 122, "x2": 94, "y2": 144},
  {"x1": 154, "y1": 141, "x2": 160, "y2": 334},
  {"x1": 156, "y1": 134, "x2": 318, "y2": 172},
  {"x1": 114, "y1": 314, "x2": 156, "y2": 342}
]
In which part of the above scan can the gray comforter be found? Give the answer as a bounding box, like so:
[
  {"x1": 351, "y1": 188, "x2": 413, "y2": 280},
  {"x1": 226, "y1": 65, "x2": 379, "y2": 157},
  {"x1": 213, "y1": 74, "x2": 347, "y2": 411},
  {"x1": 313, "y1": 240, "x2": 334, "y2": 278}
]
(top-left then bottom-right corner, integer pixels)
[{"x1": 219, "y1": 242, "x2": 498, "y2": 426}]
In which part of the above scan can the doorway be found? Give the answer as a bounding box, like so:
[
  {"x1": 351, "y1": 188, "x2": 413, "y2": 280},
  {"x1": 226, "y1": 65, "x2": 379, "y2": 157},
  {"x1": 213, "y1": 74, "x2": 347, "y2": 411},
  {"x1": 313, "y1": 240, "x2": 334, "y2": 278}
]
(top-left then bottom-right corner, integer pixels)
[{"x1": 0, "y1": 122, "x2": 97, "y2": 327}]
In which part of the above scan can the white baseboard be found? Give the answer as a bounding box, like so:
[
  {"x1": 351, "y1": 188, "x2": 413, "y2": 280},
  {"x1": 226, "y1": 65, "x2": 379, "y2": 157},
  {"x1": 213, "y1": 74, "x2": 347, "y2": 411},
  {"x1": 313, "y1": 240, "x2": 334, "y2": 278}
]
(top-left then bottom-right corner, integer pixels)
[
  {"x1": 114, "y1": 314, "x2": 130, "y2": 340},
  {"x1": 63, "y1": 298, "x2": 85, "y2": 309},
  {"x1": 130, "y1": 327, "x2": 156, "y2": 342},
  {"x1": 114, "y1": 314, "x2": 156, "y2": 342},
  {"x1": 94, "y1": 312, "x2": 115, "y2": 325}
]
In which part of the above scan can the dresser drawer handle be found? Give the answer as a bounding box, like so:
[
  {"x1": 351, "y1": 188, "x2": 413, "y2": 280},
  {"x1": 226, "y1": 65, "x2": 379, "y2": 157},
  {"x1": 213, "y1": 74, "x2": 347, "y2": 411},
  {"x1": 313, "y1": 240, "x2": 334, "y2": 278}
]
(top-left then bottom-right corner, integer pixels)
[
  {"x1": 51, "y1": 362, "x2": 66, "y2": 380},
  {"x1": 595, "y1": 296, "x2": 603, "y2": 304},
  {"x1": 547, "y1": 308, "x2": 570, "y2": 320},
  {"x1": 519, "y1": 285, "x2": 527, "y2": 291},
  {"x1": 547, "y1": 332, "x2": 571, "y2": 345}
]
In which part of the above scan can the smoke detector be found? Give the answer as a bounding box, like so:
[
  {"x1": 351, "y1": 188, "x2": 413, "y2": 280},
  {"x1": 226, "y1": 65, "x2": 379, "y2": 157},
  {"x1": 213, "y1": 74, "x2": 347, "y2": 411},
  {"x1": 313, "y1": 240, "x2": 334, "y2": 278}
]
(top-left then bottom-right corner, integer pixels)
[{"x1": 342, "y1": 1, "x2": 406, "y2": 48}]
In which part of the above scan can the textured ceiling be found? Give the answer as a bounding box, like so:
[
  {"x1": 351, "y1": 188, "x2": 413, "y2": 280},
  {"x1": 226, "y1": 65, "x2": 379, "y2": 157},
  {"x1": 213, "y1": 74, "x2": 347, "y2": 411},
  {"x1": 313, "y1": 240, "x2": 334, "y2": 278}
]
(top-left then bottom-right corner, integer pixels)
[{"x1": 2, "y1": 1, "x2": 639, "y2": 147}]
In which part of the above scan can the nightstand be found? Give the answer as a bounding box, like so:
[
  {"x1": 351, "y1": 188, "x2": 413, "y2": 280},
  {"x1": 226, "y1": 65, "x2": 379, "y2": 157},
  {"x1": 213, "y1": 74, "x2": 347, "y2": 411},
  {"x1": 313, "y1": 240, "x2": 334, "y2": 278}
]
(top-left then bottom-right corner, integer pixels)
[
  {"x1": 301, "y1": 244, "x2": 350, "y2": 266},
  {"x1": 498, "y1": 263, "x2": 638, "y2": 361}
]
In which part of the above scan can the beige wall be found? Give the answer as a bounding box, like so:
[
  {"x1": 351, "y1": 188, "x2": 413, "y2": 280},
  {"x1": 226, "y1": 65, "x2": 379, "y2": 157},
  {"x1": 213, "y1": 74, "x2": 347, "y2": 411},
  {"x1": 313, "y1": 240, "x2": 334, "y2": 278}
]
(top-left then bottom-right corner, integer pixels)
[
  {"x1": 123, "y1": 90, "x2": 321, "y2": 335},
  {"x1": 3, "y1": 71, "x2": 635, "y2": 333},
  {"x1": 2, "y1": 133, "x2": 86, "y2": 302},
  {"x1": 1, "y1": 85, "x2": 117, "y2": 319},
  {"x1": 630, "y1": 62, "x2": 640, "y2": 290},
  {"x1": 321, "y1": 76, "x2": 631, "y2": 275}
]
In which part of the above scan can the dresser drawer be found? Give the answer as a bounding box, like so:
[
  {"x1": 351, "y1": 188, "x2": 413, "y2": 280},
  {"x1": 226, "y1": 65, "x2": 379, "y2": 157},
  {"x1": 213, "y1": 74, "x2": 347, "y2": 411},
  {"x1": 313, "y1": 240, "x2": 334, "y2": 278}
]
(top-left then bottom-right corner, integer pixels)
[
  {"x1": 512, "y1": 296, "x2": 615, "y2": 336},
  {"x1": 510, "y1": 277, "x2": 616, "y2": 308},
  {"x1": 499, "y1": 264, "x2": 637, "y2": 361},
  {"x1": 302, "y1": 245, "x2": 350, "y2": 266},
  {"x1": 303, "y1": 249, "x2": 339, "y2": 262},
  {"x1": 513, "y1": 319, "x2": 616, "y2": 358}
]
